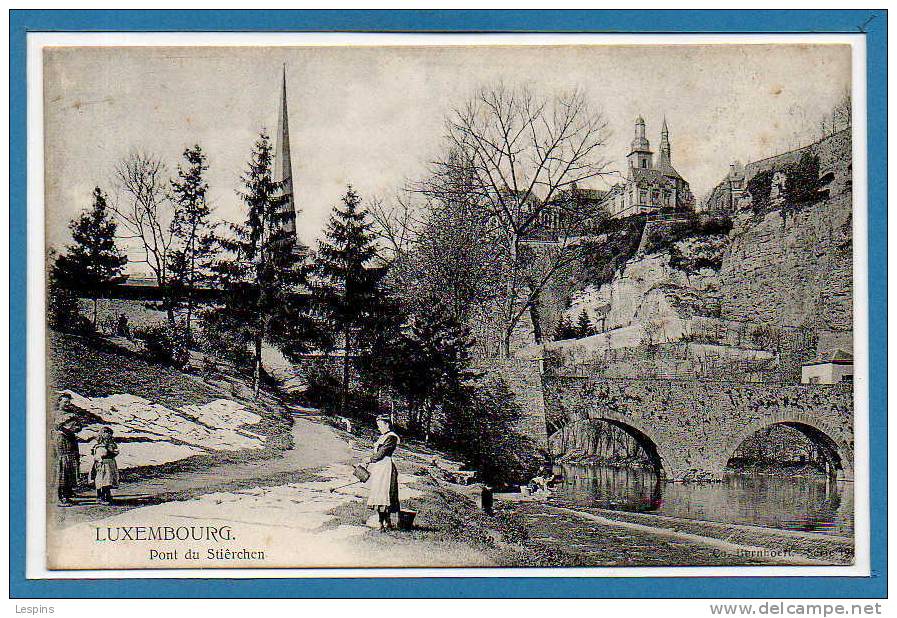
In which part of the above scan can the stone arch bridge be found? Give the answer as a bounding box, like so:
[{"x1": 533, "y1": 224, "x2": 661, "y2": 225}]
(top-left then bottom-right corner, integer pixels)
[{"x1": 539, "y1": 375, "x2": 854, "y2": 481}]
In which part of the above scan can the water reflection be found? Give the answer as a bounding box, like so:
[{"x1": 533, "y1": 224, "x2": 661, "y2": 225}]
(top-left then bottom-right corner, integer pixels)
[{"x1": 552, "y1": 464, "x2": 854, "y2": 536}]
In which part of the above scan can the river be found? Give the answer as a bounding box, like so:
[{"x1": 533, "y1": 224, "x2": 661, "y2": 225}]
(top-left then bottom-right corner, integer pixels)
[{"x1": 551, "y1": 464, "x2": 854, "y2": 536}]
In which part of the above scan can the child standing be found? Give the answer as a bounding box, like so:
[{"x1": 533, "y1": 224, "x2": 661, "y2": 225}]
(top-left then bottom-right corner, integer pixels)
[{"x1": 91, "y1": 427, "x2": 119, "y2": 505}]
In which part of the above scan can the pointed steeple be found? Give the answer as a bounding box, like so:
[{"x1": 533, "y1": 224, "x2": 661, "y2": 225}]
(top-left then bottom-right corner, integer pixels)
[
  {"x1": 273, "y1": 64, "x2": 298, "y2": 245},
  {"x1": 656, "y1": 116, "x2": 683, "y2": 181},
  {"x1": 659, "y1": 116, "x2": 671, "y2": 165}
]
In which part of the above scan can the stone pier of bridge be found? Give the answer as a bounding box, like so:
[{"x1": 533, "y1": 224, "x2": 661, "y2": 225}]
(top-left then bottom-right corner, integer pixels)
[{"x1": 536, "y1": 374, "x2": 853, "y2": 482}]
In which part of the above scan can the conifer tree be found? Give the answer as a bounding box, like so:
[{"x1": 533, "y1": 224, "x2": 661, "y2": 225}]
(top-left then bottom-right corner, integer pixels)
[
  {"x1": 170, "y1": 145, "x2": 216, "y2": 345},
  {"x1": 554, "y1": 314, "x2": 577, "y2": 340},
  {"x1": 311, "y1": 185, "x2": 387, "y2": 416},
  {"x1": 411, "y1": 304, "x2": 481, "y2": 441},
  {"x1": 369, "y1": 301, "x2": 479, "y2": 439},
  {"x1": 52, "y1": 187, "x2": 127, "y2": 327},
  {"x1": 575, "y1": 307, "x2": 594, "y2": 339},
  {"x1": 212, "y1": 132, "x2": 308, "y2": 396}
]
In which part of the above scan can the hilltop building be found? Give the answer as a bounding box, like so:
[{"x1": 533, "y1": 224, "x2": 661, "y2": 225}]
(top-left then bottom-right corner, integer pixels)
[
  {"x1": 601, "y1": 117, "x2": 694, "y2": 218},
  {"x1": 526, "y1": 184, "x2": 608, "y2": 240},
  {"x1": 704, "y1": 127, "x2": 852, "y2": 215},
  {"x1": 700, "y1": 161, "x2": 746, "y2": 214}
]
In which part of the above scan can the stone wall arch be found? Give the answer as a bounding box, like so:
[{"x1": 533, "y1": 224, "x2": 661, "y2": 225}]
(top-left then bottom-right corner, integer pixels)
[
  {"x1": 586, "y1": 410, "x2": 679, "y2": 480},
  {"x1": 718, "y1": 412, "x2": 854, "y2": 480}
]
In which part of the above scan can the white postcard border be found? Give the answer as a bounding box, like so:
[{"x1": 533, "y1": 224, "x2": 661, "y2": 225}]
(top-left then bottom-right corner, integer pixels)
[{"x1": 26, "y1": 31, "x2": 870, "y2": 580}]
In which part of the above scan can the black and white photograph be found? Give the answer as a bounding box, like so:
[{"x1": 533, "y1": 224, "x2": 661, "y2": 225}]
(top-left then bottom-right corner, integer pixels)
[{"x1": 39, "y1": 39, "x2": 860, "y2": 571}]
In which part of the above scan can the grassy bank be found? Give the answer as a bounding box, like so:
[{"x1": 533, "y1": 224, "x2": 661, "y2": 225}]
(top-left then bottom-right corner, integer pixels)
[{"x1": 47, "y1": 330, "x2": 296, "y2": 476}]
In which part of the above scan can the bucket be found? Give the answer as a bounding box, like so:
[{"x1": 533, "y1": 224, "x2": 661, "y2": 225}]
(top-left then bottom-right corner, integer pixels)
[
  {"x1": 397, "y1": 510, "x2": 417, "y2": 530},
  {"x1": 353, "y1": 465, "x2": 370, "y2": 483}
]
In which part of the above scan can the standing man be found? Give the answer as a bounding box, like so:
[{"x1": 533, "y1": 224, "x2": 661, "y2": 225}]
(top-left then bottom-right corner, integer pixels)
[{"x1": 54, "y1": 393, "x2": 82, "y2": 506}]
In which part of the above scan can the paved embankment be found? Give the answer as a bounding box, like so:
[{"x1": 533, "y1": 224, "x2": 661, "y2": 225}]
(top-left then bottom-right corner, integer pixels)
[{"x1": 492, "y1": 496, "x2": 853, "y2": 566}]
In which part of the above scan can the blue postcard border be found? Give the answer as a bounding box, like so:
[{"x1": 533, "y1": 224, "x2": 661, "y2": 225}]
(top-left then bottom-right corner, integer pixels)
[{"x1": 8, "y1": 9, "x2": 888, "y2": 599}]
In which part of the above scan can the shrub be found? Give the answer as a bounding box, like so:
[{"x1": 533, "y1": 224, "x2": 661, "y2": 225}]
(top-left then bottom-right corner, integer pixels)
[
  {"x1": 668, "y1": 234, "x2": 729, "y2": 272},
  {"x1": 301, "y1": 357, "x2": 379, "y2": 420},
  {"x1": 579, "y1": 215, "x2": 646, "y2": 287},
  {"x1": 553, "y1": 314, "x2": 578, "y2": 341},
  {"x1": 749, "y1": 324, "x2": 780, "y2": 351},
  {"x1": 47, "y1": 283, "x2": 94, "y2": 335},
  {"x1": 785, "y1": 152, "x2": 822, "y2": 206},
  {"x1": 439, "y1": 375, "x2": 541, "y2": 486},
  {"x1": 134, "y1": 323, "x2": 189, "y2": 368},
  {"x1": 643, "y1": 213, "x2": 732, "y2": 256},
  {"x1": 196, "y1": 307, "x2": 253, "y2": 370}
]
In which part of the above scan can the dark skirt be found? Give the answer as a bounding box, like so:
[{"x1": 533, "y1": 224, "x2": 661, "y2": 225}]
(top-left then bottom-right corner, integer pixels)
[{"x1": 56, "y1": 454, "x2": 79, "y2": 489}]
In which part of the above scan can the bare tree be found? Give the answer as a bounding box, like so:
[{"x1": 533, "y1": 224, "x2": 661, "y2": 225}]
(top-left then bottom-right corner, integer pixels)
[
  {"x1": 368, "y1": 190, "x2": 420, "y2": 265},
  {"x1": 112, "y1": 151, "x2": 177, "y2": 324},
  {"x1": 833, "y1": 90, "x2": 852, "y2": 132},
  {"x1": 432, "y1": 84, "x2": 612, "y2": 356}
]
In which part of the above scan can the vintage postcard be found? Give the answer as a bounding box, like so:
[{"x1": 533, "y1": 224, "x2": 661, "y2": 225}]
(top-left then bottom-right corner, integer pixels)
[{"x1": 33, "y1": 35, "x2": 866, "y2": 575}]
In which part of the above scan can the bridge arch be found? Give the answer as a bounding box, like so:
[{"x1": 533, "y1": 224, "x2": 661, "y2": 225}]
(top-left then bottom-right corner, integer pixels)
[
  {"x1": 586, "y1": 410, "x2": 677, "y2": 480},
  {"x1": 719, "y1": 413, "x2": 854, "y2": 481}
]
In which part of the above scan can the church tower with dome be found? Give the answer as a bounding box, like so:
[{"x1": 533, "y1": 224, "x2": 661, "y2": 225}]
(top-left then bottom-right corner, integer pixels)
[{"x1": 603, "y1": 116, "x2": 694, "y2": 218}]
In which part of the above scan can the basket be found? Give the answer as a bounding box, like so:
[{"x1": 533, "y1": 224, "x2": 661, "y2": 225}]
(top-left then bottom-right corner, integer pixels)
[{"x1": 353, "y1": 465, "x2": 370, "y2": 483}]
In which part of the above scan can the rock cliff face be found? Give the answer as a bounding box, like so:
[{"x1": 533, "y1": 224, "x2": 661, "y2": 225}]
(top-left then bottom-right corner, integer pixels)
[
  {"x1": 556, "y1": 129, "x2": 852, "y2": 349},
  {"x1": 718, "y1": 194, "x2": 852, "y2": 332},
  {"x1": 714, "y1": 128, "x2": 853, "y2": 334},
  {"x1": 576, "y1": 249, "x2": 720, "y2": 332}
]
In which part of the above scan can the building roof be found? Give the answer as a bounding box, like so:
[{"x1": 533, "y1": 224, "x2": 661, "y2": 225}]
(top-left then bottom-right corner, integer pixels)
[
  {"x1": 571, "y1": 187, "x2": 608, "y2": 203},
  {"x1": 655, "y1": 158, "x2": 684, "y2": 181},
  {"x1": 630, "y1": 167, "x2": 676, "y2": 188},
  {"x1": 803, "y1": 348, "x2": 854, "y2": 367}
]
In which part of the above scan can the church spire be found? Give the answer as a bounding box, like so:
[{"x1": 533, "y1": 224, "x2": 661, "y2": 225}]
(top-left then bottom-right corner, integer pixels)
[
  {"x1": 273, "y1": 64, "x2": 298, "y2": 244},
  {"x1": 659, "y1": 116, "x2": 671, "y2": 165}
]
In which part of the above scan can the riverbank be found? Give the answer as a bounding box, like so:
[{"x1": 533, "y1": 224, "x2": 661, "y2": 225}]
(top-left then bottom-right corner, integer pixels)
[
  {"x1": 51, "y1": 412, "x2": 853, "y2": 568},
  {"x1": 726, "y1": 460, "x2": 831, "y2": 477},
  {"x1": 50, "y1": 415, "x2": 573, "y2": 568},
  {"x1": 48, "y1": 331, "x2": 851, "y2": 569}
]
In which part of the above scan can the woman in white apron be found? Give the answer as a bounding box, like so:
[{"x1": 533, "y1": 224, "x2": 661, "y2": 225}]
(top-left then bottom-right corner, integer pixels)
[{"x1": 366, "y1": 415, "x2": 400, "y2": 530}]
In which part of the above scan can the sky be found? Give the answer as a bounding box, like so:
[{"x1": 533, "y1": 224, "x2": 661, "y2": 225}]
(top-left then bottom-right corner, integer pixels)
[{"x1": 43, "y1": 43, "x2": 851, "y2": 271}]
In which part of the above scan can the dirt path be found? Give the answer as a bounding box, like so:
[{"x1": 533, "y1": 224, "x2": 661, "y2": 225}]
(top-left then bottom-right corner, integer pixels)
[
  {"x1": 49, "y1": 416, "x2": 507, "y2": 569},
  {"x1": 54, "y1": 416, "x2": 360, "y2": 528},
  {"x1": 50, "y1": 413, "x2": 849, "y2": 570}
]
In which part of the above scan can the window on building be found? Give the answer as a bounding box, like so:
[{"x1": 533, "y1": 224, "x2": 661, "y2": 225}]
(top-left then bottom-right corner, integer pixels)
[
  {"x1": 639, "y1": 190, "x2": 648, "y2": 204},
  {"x1": 641, "y1": 160, "x2": 647, "y2": 168}
]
